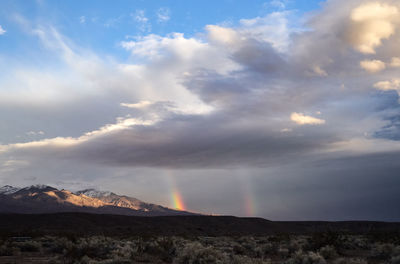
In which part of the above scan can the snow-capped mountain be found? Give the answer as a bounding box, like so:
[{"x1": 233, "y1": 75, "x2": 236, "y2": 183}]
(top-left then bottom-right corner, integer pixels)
[
  {"x1": 0, "y1": 185, "x2": 195, "y2": 216},
  {"x1": 0, "y1": 185, "x2": 20, "y2": 195}
]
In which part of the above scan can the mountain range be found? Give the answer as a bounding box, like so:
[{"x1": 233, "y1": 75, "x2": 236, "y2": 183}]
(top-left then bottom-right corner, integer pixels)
[{"x1": 0, "y1": 185, "x2": 195, "y2": 216}]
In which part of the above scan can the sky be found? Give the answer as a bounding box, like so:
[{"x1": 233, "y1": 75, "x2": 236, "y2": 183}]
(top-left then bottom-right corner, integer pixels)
[{"x1": 0, "y1": 0, "x2": 400, "y2": 221}]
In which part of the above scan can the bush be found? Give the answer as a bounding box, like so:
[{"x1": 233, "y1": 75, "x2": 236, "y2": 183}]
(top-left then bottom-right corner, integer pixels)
[
  {"x1": 284, "y1": 251, "x2": 326, "y2": 264},
  {"x1": 288, "y1": 240, "x2": 302, "y2": 254},
  {"x1": 44, "y1": 237, "x2": 73, "y2": 254},
  {"x1": 277, "y1": 247, "x2": 290, "y2": 258},
  {"x1": 319, "y1": 245, "x2": 337, "y2": 260},
  {"x1": 0, "y1": 243, "x2": 13, "y2": 256},
  {"x1": 110, "y1": 241, "x2": 135, "y2": 259},
  {"x1": 261, "y1": 242, "x2": 278, "y2": 256},
  {"x1": 390, "y1": 255, "x2": 400, "y2": 264},
  {"x1": 231, "y1": 255, "x2": 272, "y2": 264},
  {"x1": 14, "y1": 241, "x2": 41, "y2": 252},
  {"x1": 333, "y1": 258, "x2": 367, "y2": 264},
  {"x1": 370, "y1": 243, "x2": 395, "y2": 259},
  {"x1": 174, "y1": 241, "x2": 229, "y2": 264},
  {"x1": 144, "y1": 237, "x2": 177, "y2": 262},
  {"x1": 306, "y1": 232, "x2": 341, "y2": 251},
  {"x1": 64, "y1": 236, "x2": 115, "y2": 261}
]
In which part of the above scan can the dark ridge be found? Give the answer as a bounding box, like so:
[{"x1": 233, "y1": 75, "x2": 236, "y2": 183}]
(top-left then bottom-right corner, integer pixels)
[{"x1": 0, "y1": 213, "x2": 399, "y2": 237}]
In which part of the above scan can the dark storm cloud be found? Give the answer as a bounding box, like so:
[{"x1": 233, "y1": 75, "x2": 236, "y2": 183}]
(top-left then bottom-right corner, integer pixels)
[{"x1": 75, "y1": 114, "x2": 337, "y2": 168}]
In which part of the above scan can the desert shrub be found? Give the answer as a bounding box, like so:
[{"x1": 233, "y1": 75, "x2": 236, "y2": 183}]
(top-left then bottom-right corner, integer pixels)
[
  {"x1": 268, "y1": 234, "x2": 291, "y2": 243},
  {"x1": 110, "y1": 241, "x2": 135, "y2": 259},
  {"x1": 210, "y1": 237, "x2": 236, "y2": 254},
  {"x1": 333, "y1": 258, "x2": 367, "y2": 264},
  {"x1": 79, "y1": 255, "x2": 130, "y2": 264},
  {"x1": 350, "y1": 236, "x2": 369, "y2": 249},
  {"x1": 306, "y1": 232, "x2": 341, "y2": 251},
  {"x1": 367, "y1": 232, "x2": 400, "y2": 244},
  {"x1": 80, "y1": 255, "x2": 93, "y2": 264},
  {"x1": 14, "y1": 240, "x2": 41, "y2": 252},
  {"x1": 87, "y1": 258, "x2": 131, "y2": 264},
  {"x1": 393, "y1": 246, "x2": 400, "y2": 256},
  {"x1": 319, "y1": 245, "x2": 337, "y2": 260},
  {"x1": 338, "y1": 235, "x2": 368, "y2": 250},
  {"x1": 99, "y1": 260, "x2": 131, "y2": 264},
  {"x1": 233, "y1": 244, "x2": 246, "y2": 255},
  {"x1": 390, "y1": 255, "x2": 400, "y2": 264},
  {"x1": 0, "y1": 243, "x2": 13, "y2": 256},
  {"x1": 284, "y1": 250, "x2": 326, "y2": 264},
  {"x1": 130, "y1": 237, "x2": 146, "y2": 255},
  {"x1": 47, "y1": 237, "x2": 74, "y2": 254},
  {"x1": 261, "y1": 242, "x2": 278, "y2": 256},
  {"x1": 174, "y1": 241, "x2": 229, "y2": 264},
  {"x1": 288, "y1": 240, "x2": 303, "y2": 254},
  {"x1": 234, "y1": 236, "x2": 263, "y2": 258},
  {"x1": 238, "y1": 237, "x2": 257, "y2": 249},
  {"x1": 277, "y1": 246, "x2": 290, "y2": 258},
  {"x1": 370, "y1": 243, "x2": 395, "y2": 259},
  {"x1": 64, "y1": 236, "x2": 116, "y2": 262},
  {"x1": 143, "y1": 237, "x2": 177, "y2": 262},
  {"x1": 231, "y1": 255, "x2": 272, "y2": 264}
]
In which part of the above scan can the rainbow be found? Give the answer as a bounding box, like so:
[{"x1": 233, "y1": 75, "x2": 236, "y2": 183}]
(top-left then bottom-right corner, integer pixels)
[
  {"x1": 237, "y1": 176, "x2": 257, "y2": 217},
  {"x1": 244, "y1": 193, "x2": 256, "y2": 216},
  {"x1": 172, "y1": 191, "x2": 186, "y2": 211},
  {"x1": 166, "y1": 171, "x2": 186, "y2": 211}
]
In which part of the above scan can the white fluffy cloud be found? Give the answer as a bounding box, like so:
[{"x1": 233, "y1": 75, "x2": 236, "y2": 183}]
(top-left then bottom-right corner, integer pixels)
[
  {"x1": 290, "y1": 113, "x2": 326, "y2": 125},
  {"x1": 132, "y1": 10, "x2": 151, "y2": 32},
  {"x1": 374, "y1": 79, "x2": 400, "y2": 95},
  {"x1": 360, "y1": 59, "x2": 386, "y2": 73},
  {"x1": 349, "y1": 2, "x2": 399, "y2": 54},
  {"x1": 0, "y1": 25, "x2": 6, "y2": 35},
  {"x1": 156, "y1": 8, "x2": 170, "y2": 23}
]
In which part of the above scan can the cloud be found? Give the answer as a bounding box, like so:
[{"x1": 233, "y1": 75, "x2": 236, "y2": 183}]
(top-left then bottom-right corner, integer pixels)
[
  {"x1": 206, "y1": 25, "x2": 239, "y2": 46},
  {"x1": 269, "y1": 0, "x2": 287, "y2": 10},
  {"x1": 26, "y1": 131, "x2": 45, "y2": 136},
  {"x1": 348, "y1": 2, "x2": 399, "y2": 54},
  {"x1": 0, "y1": 25, "x2": 6, "y2": 35},
  {"x1": 79, "y1": 16, "x2": 86, "y2": 24},
  {"x1": 156, "y1": 8, "x2": 170, "y2": 23},
  {"x1": 2, "y1": 2, "x2": 397, "y2": 171},
  {"x1": 238, "y1": 11, "x2": 294, "y2": 52},
  {"x1": 121, "y1": 101, "x2": 153, "y2": 109},
  {"x1": 1, "y1": 159, "x2": 29, "y2": 173},
  {"x1": 132, "y1": 10, "x2": 151, "y2": 32},
  {"x1": 309, "y1": 65, "x2": 328, "y2": 77},
  {"x1": 390, "y1": 57, "x2": 400, "y2": 67},
  {"x1": 290, "y1": 113, "x2": 326, "y2": 125},
  {"x1": 360, "y1": 59, "x2": 386, "y2": 73},
  {"x1": 280, "y1": 128, "x2": 292, "y2": 133},
  {"x1": 374, "y1": 79, "x2": 400, "y2": 95}
]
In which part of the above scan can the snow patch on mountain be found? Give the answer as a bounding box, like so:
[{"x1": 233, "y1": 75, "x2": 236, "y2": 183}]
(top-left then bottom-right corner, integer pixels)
[
  {"x1": 75, "y1": 189, "x2": 114, "y2": 198},
  {"x1": 0, "y1": 185, "x2": 20, "y2": 195}
]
